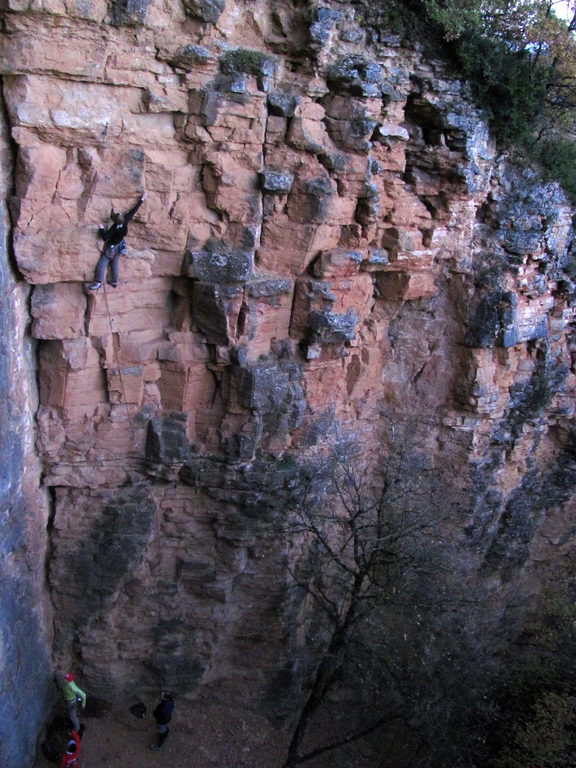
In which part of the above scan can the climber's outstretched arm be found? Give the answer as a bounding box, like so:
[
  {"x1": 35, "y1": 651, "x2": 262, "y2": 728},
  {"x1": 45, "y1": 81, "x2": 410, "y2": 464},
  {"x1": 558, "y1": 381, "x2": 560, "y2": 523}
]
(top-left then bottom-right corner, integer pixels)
[{"x1": 124, "y1": 193, "x2": 146, "y2": 223}]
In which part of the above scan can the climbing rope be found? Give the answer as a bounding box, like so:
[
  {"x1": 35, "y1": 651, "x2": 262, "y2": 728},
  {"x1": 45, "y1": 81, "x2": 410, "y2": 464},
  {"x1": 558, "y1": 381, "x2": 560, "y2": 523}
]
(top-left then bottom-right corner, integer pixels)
[
  {"x1": 98, "y1": 281, "x2": 166, "y2": 682},
  {"x1": 101, "y1": 283, "x2": 138, "y2": 446},
  {"x1": 154, "y1": 497, "x2": 164, "y2": 617}
]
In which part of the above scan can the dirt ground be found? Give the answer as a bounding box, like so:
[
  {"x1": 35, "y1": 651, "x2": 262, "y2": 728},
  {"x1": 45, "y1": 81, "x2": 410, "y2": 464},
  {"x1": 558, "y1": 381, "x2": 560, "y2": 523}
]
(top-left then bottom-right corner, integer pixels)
[{"x1": 33, "y1": 699, "x2": 288, "y2": 768}]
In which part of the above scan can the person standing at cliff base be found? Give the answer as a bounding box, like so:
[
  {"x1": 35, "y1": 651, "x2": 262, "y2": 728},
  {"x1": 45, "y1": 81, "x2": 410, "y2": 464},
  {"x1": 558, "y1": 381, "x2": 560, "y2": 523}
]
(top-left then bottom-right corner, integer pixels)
[
  {"x1": 59, "y1": 729, "x2": 81, "y2": 768},
  {"x1": 88, "y1": 193, "x2": 146, "y2": 290},
  {"x1": 150, "y1": 691, "x2": 174, "y2": 751},
  {"x1": 61, "y1": 673, "x2": 86, "y2": 732}
]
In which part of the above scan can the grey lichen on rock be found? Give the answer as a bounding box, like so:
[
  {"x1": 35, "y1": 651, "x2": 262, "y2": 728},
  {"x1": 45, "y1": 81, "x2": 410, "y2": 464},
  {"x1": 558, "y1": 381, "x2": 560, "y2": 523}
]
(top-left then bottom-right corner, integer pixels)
[
  {"x1": 246, "y1": 279, "x2": 292, "y2": 299},
  {"x1": 308, "y1": 309, "x2": 359, "y2": 343},
  {"x1": 325, "y1": 116, "x2": 378, "y2": 154},
  {"x1": 233, "y1": 362, "x2": 306, "y2": 443},
  {"x1": 326, "y1": 54, "x2": 383, "y2": 97},
  {"x1": 261, "y1": 169, "x2": 294, "y2": 194},
  {"x1": 187, "y1": 247, "x2": 254, "y2": 283},
  {"x1": 164, "y1": 44, "x2": 215, "y2": 71},
  {"x1": 267, "y1": 91, "x2": 299, "y2": 117},
  {"x1": 464, "y1": 292, "x2": 508, "y2": 349},
  {"x1": 146, "y1": 414, "x2": 191, "y2": 470},
  {"x1": 321, "y1": 93, "x2": 379, "y2": 153},
  {"x1": 108, "y1": 0, "x2": 152, "y2": 26},
  {"x1": 309, "y1": 7, "x2": 344, "y2": 45},
  {"x1": 182, "y1": 0, "x2": 226, "y2": 23}
]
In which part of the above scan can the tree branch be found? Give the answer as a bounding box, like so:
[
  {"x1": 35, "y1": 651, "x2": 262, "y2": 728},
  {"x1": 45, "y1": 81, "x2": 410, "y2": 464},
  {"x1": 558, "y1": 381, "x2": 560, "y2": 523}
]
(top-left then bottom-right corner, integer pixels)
[{"x1": 289, "y1": 712, "x2": 404, "y2": 765}]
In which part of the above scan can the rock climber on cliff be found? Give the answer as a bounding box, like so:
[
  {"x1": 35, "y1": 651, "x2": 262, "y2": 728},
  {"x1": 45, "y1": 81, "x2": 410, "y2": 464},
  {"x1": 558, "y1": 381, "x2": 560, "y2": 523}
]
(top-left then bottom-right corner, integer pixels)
[
  {"x1": 61, "y1": 673, "x2": 87, "y2": 733},
  {"x1": 88, "y1": 193, "x2": 146, "y2": 290}
]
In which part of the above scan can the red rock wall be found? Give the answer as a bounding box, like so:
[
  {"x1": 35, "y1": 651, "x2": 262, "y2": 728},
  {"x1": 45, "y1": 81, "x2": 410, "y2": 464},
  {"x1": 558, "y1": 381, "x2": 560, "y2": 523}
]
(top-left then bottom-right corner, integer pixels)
[{"x1": 1, "y1": 0, "x2": 575, "y2": 722}]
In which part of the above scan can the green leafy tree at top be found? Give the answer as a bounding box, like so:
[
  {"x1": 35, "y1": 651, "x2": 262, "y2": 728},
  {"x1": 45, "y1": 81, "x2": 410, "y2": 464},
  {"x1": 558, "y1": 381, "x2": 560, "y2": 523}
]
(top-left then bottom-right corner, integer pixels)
[{"x1": 424, "y1": 0, "x2": 576, "y2": 197}]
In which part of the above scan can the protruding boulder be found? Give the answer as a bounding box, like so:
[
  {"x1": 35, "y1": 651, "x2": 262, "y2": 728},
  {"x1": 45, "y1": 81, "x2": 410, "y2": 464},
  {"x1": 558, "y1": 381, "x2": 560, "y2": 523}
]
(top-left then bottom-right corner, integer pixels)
[
  {"x1": 261, "y1": 169, "x2": 294, "y2": 195},
  {"x1": 182, "y1": 0, "x2": 226, "y2": 23},
  {"x1": 186, "y1": 248, "x2": 253, "y2": 283},
  {"x1": 307, "y1": 309, "x2": 358, "y2": 344},
  {"x1": 219, "y1": 49, "x2": 276, "y2": 77},
  {"x1": 287, "y1": 176, "x2": 335, "y2": 224},
  {"x1": 267, "y1": 91, "x2": 299, "y2": 117},
  {"x1": 229, "y1": 361, "x2": 306, "y2": 453},
  {"x1": 312, "y1": 249, "x2": 362, "y2": 278},
  {"x1": 322, "y1": 94, "x2": 379, "y2": 153},
  {"x1": 192, "y1": 283, "x2": 244, "y2": 345},
  {"x1": 309, "y1": 7, "x2": 343, "y2": 45},
  {"x1": 375, "y1": 271, "x2": 437, "y2": 302},
  {"x1": 145, "y1": 414, "x2": 191, "y2": 469},
  {"x1": 164, "y1": 45, "x2": 215, "y2": 71},
  {"x1": 109, "y1": 0, "x2": 153, "y2": 26},
  {"x1": 327, "y1": 54, "x2": 383, "y2": 97}
]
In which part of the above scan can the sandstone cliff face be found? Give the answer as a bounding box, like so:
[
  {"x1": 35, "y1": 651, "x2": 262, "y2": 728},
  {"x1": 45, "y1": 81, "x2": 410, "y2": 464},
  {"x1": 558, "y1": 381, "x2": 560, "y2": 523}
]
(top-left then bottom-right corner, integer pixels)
[{"x1": 1, "y1": 0, "x2": 576, "y2": 764}]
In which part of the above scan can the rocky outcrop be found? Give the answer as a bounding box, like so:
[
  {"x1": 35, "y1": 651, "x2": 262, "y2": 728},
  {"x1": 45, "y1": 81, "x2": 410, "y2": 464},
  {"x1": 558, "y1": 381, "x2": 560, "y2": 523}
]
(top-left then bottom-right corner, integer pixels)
[
  {"x1": 0, "y1": 101, "x2": 52, "y2": 768},
  {"x1": 0, "y1": 1, "x2": 575, "y2": 765}
]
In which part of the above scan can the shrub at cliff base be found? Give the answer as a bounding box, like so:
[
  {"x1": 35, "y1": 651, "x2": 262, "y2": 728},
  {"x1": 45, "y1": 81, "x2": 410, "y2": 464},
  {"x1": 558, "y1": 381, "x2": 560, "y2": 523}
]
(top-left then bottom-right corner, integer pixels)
[{"x1": 490, "y1": 581, "x2": 576, "y2": 767}]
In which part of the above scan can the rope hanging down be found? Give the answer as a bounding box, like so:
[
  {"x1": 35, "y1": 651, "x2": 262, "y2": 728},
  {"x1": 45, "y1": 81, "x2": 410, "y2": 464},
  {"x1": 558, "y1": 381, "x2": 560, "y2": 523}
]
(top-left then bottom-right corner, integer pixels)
[
  {"x1": 102, "y1": 283, "x2": 137, "y2": 445},
  {"x1": 100, "y1": 283, "x2": 166, "y2": 684}
]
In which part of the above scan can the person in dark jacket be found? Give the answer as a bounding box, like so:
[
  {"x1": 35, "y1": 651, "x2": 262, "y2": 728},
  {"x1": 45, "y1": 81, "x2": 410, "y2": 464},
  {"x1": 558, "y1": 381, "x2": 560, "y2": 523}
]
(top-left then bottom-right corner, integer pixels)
[
  {"x1": 149, "y1": 691, "x2": 174, "y2": 751},
  {"x1": 88, "y1": 194, "x2": 146, "y2": 290}
]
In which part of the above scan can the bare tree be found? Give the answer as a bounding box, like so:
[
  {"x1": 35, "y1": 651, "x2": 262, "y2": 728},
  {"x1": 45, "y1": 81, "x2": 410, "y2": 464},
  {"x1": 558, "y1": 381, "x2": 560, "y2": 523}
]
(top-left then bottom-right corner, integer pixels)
[{"x1": 282, "y1": 424, "x2": 447, "y2": 767}]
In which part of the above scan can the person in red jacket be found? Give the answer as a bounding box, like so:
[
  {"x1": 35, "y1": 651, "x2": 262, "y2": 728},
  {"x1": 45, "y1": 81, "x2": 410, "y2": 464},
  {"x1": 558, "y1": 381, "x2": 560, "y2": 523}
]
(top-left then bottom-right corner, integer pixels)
[{"x1": 59, "y1": 730, "x2": 80, "y2": 768}]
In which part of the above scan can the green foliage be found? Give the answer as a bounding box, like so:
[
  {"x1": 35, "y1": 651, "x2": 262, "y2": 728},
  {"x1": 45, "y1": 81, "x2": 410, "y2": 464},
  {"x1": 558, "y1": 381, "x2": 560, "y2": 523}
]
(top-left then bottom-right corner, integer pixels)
[
  {"x1": 496, "y1": 692, "x2": 576, "y2": 768},
  {"x1": 455, "y1": 31, "x2": 549, "y2": 145},
  {"x1": 276, "y1": 452, "x2": 297, "y2": 471},
  {"x1": 534, "y1": 136, "x2": 576, "y2": 203},
  {"x1": 425, "y1": 0, "x2": 482, "y2": 40},
  {"x1": 220, "y1": 48, "x2": 276, "y2": 76},
  {"x1": 423, "y1": 0, "x2": 576, "y2": 201},
  {"x1": 355, "y1": 0, "x2": 425, "y2": 39},
  {"x1": 490, "y1": 577, "x2": 576, "y2": 767}
]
